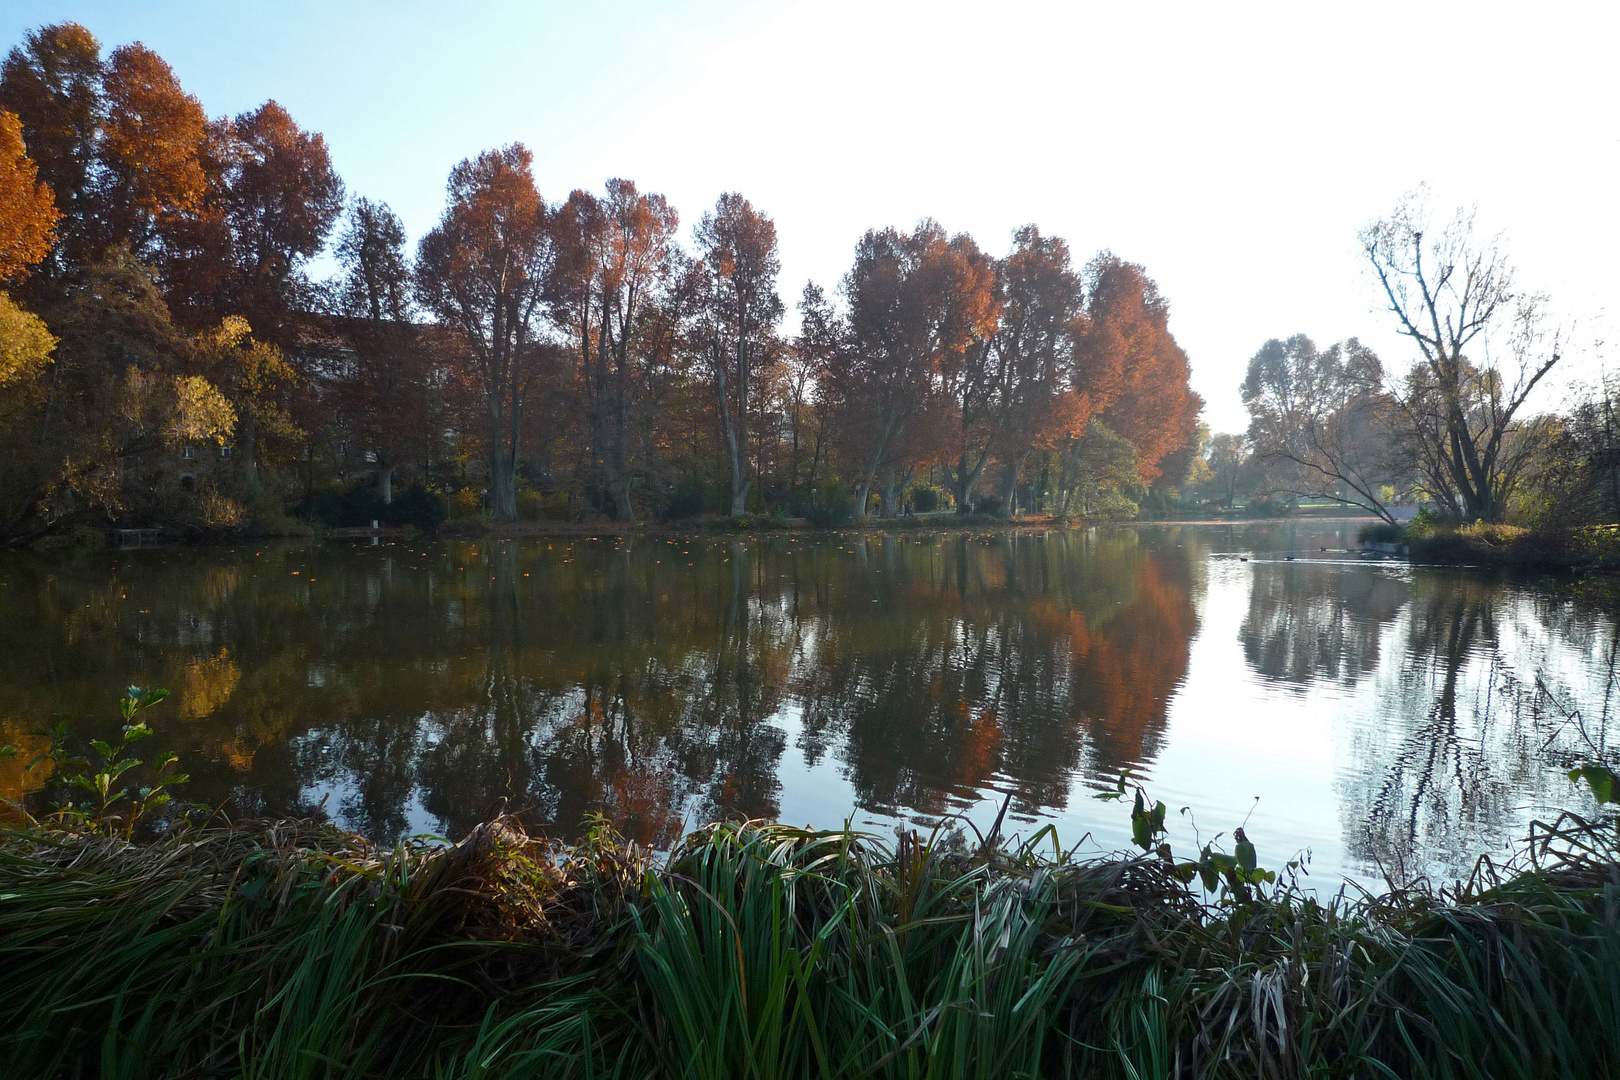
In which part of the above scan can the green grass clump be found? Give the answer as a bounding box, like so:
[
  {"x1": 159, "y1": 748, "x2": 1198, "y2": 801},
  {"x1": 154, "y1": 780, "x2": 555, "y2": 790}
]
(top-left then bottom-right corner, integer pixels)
[{"x1": 1, "y1": 809, "x2": 1617, "y2": 1078}]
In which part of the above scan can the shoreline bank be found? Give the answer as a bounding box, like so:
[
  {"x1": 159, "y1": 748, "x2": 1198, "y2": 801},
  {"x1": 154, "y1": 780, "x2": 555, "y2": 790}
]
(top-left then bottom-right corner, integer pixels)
[{"x1": 1, "y1": 812, "x2": 1614, "y2": 1077}]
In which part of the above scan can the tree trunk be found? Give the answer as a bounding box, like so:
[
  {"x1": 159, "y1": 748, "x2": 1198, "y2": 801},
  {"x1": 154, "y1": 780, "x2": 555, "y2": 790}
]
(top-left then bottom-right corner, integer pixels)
[
  {"x1": 490, "y1": 448, "x2": 517, "y2": 521},
  {"x1": 880, "y1": 465, "x2": 913, "y2": 519},
  {"x1": 715, "y1": 356, "x2": 749, "y2": 517},
  {"x1": 378, "y1": 464, "x2": 393, "y2": 505},
  {"x1": 999, "y1": 457, "x2": 1021, "y2": 517},
  {"x1": 239, "y1": 414, "x2": 259, "y2": 492}
]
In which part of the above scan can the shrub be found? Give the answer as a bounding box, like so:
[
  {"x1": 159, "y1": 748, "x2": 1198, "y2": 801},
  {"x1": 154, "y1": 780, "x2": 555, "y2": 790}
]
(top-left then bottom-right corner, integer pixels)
[
  {"x1": 450, "y1": 488, "x2": 482, "y2": 517},
  {"x1": 1357, "y1": 521, "x2": 1408, "y2": 545},
  {"x1": 387, "y1": 484, "x2": 447, "y2": 530},
  {"x1": 908, "y1": 484, "x2": 943, "y2": 512},
  {"x1": 515, "y1": 489, "x2": 544, "y2": 521},
  {"x1": 665, "y1": 476, "x2": 708, "y2": 520},
  {"x1": 1242, "y1": 496, "x2": 1293, "y2": 518},
  {"x1": 807, "y1": 480, "x2": 855, "y2": 528}
]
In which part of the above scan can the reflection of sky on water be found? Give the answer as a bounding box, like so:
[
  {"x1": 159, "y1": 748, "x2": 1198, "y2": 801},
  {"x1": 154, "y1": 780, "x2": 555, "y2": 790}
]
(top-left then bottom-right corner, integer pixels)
[{"x1": 0, "y1": 520, "x2": 1614, "y2": 888}]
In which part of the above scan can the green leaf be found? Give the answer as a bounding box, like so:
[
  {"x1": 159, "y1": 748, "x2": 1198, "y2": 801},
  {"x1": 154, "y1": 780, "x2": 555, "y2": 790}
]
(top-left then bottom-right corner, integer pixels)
[
  {"x1": 1569, "y1": 763, "x2": 1620, "y2": 805},
  {"x1": 0, "y1": 745, "x2": 15, "y2": 759},
  {"x1": 89, "y1": 739, "x2": 115, "y2": 760},
  {"x1": 104, "y1": 758, "x2": 142, "y2": 781},
  {"x1": 1234, "y1": 828, "x2": 1257, "y2": 874}
]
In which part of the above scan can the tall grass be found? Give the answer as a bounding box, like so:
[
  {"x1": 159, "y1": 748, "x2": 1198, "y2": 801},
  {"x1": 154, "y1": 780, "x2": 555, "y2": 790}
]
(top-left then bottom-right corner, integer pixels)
[{"x1": 2, "y1": 810, "x2": 1616, "y2": 1078}]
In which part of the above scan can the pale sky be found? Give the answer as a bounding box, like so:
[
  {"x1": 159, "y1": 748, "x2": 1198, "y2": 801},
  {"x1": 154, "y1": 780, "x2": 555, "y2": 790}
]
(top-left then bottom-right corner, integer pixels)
[{"x1": 6, "y1": 0, "x2": 1617, "y2": 432}]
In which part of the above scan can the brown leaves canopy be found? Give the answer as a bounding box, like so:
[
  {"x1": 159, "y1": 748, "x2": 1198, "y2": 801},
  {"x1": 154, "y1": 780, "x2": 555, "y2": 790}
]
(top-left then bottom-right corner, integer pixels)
[
  {"x1": 0, "y1": 107, "x2": 58, "y2": 281},
  {"x1": 1074, "y1": 253, "x2": 1199, "y2": 481},
  {"x1": 417, "y1": 143, "x2": 548, "y2": 373},
  {"x1": 222, "y1": 101, "x2": 343, "y2": 339},
  {"x1": 832, "y1": 221, "x2": 992, "y2": 485},
  {"x1": 100, "y1": 43, "x2": 208, "y2": 243}
]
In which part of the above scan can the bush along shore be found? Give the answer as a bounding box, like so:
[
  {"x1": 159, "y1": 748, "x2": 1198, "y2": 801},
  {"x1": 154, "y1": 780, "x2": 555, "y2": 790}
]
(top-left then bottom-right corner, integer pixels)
[
  {"x1": 1355, "y1": 519, "x2": 1620, "y2": 573},
  {"x1": 3, "y1": 694, "x2": 1620, "y2": 1078}
]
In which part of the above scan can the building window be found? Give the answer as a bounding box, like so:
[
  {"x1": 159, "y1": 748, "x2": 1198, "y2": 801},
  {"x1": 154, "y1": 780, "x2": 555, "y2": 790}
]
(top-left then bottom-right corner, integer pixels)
[
  {"x1": 220, "y1": 445, "x2": 233, "y2": 458},
  {"x1": 181, "y1": 445, "x2": 197, "y2": 460}
]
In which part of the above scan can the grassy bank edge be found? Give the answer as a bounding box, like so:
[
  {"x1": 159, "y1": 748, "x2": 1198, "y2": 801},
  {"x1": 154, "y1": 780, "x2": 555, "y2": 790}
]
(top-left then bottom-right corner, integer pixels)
[{"x1": 2, "y1": 808, "x2": 1617, "y2": 1078}]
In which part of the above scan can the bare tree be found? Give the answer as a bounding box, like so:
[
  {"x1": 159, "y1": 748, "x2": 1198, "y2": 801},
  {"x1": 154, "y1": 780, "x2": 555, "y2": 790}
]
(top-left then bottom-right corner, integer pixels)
[
  {"x1": 1242, "y1": 334, "x2": 1404, "y2": 522},
  {"x1": 1361, "y1": 196, "x2": 1562, "y2": 522}
]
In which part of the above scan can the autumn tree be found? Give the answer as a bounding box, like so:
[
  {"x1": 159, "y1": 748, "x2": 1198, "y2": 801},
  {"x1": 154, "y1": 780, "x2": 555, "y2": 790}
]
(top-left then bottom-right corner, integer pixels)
[
  {"x1": 0, "y1": 103, "x2": 59, "y2": 396},
  {"x1": 976, "y1": 227, "x2": 1088, "y2": 514},
  {"x1": 548, "y1": 179, "x2": 679, "y2": 520},
  {"x1": 928, "y1": 231, "x2": 1001, "y2": 512},
  {"x1": 97, "y1": 42, "x2": 208, "y2": 259},
  {"x1": 1054, "y1": 254, "x2": 1199, "y2": 516},
  {"x1": 0, "y1": 22, "x2": 102, "y2": 279},
  {"x1": 417, "y1": 144, "x2": 549, "y2": 521},
  {"x1": 220, "y1": 101, "x2": 343, "y2": 342},
  {"x1": 1077, "y1": 254, "x2": 1198, "y2": 478},
  {"x1": 831, "y1": 221, "x2": 971, "y2": 519},
  {"x1": 0, "y1": 107, "x2": 58, "y2": 282},
  {"x1": 0, "y1": 251, "x2": 235, "y2": 541},
  {"x1": 1362, "y1": 197, "x2": 1561, "y2": 522},
  {"x1": 692, "y1": 193, "x2": 783, "y2": 516}
]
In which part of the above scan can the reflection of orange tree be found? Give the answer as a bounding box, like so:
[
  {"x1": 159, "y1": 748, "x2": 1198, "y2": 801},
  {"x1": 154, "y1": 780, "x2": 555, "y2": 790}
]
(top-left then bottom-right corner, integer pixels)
[
  {"x1": 0, "y1": 720, "x2": 51, "y2": 815},
  {"x1": 413, "y1": 540, "x2": 791, "y2": 841},
  {"x1": 794, "y1": 531, "x2": 1198, "y2": 819},
  {"x1": 0, "y1": 530, "x2": 1198, "y2": 840}
]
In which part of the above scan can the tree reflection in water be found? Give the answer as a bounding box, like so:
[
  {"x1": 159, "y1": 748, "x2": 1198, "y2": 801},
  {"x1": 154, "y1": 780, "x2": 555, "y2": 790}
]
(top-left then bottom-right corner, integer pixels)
[
  {"x1": 0, "y1": 531, "x2": 1197, "y2": 845},
  {"x1": 1331, "y1": 575, "x2": 1619, "y2": 881},
  {"x1": 0, "y1": 525, "x2": 1613, "y2": 880}
]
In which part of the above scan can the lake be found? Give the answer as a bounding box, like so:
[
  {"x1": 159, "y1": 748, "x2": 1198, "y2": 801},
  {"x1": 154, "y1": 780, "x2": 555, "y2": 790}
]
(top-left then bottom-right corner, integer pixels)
[{"x1": 2, "y1": 520, "x2": 1614, "y2": 886}]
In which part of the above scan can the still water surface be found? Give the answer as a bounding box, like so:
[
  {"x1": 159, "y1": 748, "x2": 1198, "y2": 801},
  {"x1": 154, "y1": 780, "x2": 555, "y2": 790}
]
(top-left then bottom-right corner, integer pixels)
[{"x1": 2, "y1": 521, "x2": 1615, "y2": 885}]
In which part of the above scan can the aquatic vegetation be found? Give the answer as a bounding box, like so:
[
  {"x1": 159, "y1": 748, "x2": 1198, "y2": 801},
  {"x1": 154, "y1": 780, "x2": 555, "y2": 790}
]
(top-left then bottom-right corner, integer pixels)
[{"x1": 1, "y1": 790, "x2": 1617, "y2": 1078}]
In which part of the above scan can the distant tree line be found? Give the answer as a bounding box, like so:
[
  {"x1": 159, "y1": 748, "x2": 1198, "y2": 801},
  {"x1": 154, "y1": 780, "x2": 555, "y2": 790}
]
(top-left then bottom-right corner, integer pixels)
[{"x1": 0, "y1": 23, "x2": 1205, "y2": 541}]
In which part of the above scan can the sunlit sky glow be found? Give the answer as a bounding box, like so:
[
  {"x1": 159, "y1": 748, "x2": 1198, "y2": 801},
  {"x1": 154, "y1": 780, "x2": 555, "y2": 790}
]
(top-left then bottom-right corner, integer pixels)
[{"x1": 6, "y1": 0, "x2": 1617, "y2": 431}]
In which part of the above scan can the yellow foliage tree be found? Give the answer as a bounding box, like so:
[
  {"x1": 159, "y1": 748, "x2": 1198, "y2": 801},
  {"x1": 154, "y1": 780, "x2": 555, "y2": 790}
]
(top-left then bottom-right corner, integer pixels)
[{"x1": 0, "y1": 290, "x2": 54, "y2": 385}]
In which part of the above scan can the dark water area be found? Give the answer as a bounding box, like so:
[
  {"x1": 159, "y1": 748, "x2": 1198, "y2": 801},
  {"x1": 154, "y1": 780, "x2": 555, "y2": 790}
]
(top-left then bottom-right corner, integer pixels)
[{"x1": 2, "y1": 521, "x2": 1615, "y2": 885}]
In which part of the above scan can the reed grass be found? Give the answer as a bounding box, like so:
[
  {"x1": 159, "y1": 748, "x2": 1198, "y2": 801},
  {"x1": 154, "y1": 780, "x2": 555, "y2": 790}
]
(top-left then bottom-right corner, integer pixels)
[{"x1": 1, "y1": 810, "x2": 1616, "y2": 1078}]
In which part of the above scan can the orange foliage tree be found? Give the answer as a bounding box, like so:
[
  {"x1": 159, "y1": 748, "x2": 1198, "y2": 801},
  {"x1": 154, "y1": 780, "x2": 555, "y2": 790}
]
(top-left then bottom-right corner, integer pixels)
[
  {"x1": 0, "y1": 108, "x2": 57, "y2": 282},
  {"x1": 416, "y1": 145, "x2": 550, "y2": 522}
]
